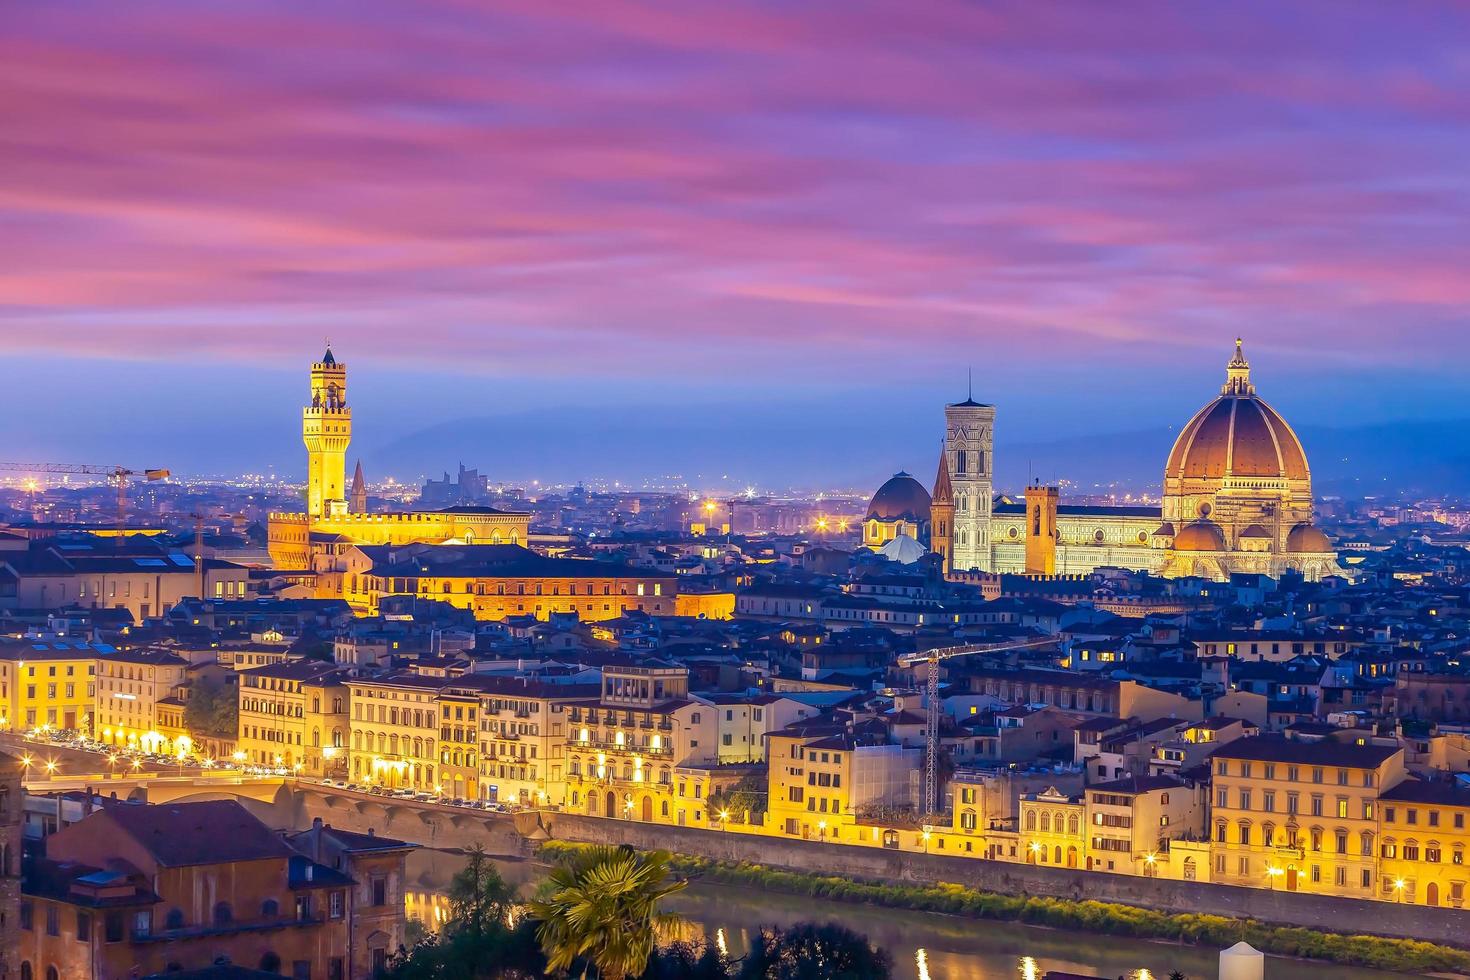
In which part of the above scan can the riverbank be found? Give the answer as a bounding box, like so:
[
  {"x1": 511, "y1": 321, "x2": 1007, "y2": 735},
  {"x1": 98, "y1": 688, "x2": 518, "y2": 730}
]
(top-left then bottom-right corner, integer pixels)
[{"x1": 539, "y1": 841, "x2": 1470, "y2": 975}]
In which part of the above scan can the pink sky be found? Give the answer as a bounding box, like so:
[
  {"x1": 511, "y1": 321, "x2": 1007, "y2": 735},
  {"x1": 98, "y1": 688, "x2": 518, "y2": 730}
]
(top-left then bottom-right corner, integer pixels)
[{"x1": 4, "y1": 1, "x2": 1470, "y2": 479}]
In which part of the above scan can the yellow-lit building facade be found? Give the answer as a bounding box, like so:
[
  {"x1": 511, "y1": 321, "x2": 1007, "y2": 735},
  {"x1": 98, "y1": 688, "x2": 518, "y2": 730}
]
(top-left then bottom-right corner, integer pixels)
[
  {"x1": 766, "y1": 724, "x2": 920, "y2": 844},
  {"x1": 1210, "y1": 738, "x2": 1402, "y2": 898},
  {"x1": 1083, "y1": 775, "x2": 1203, "y2": 876},
  {"x1": 0, "y1": 643, "x2": 97, "y2": 734},
  {"x1": 565, "y1": 664, "x2": 717, "y2": 826},
  {"x1": 436, "y1": 688, "x2": 480, "y2": 801},
  {"x1": 237, "y1": 661, "x2": 350, "y2": 776},
  {"x1": 337, "y1": 543, "x2": 678, "y2": 623},
  {"x1": 1376, "y1": 779, "x2": 1470, "y2": 908},
  {"x1": 1019, "y1": 788, "x2": 1085, "y2": 870},
  {"x1": 347, "y1": 674, "x2": 445, "y2": 791},
  {"x1": 96, "y1": 649, "x2": 191, "y2": 755},
  {"x1": 478, "y1": 681, "x2": 598, "y2": 807},
  {"x1": 267, "y1": 348, "x2": 531, "y2": 570}
]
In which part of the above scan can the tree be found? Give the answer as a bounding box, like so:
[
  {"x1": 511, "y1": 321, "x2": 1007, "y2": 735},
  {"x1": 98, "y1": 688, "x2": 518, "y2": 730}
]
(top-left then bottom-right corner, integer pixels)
[
  {"x1": 384, "y1": 845, "x2": 544, "y2": 980},
  {"x1": 184, "y1": 676, "x2": 237, "y2": 741},
  {"x1": 446, "y1": 844, "x2": 517, "y2": 939},
  {"x1": 643, "y1": 940, "x2": 731, "y2": 980},
  {"x1": 707, "y1": 770, "x2": 768, "y2": 825},
  {"x1": 739, "y1": 922, "x2": 891, "y2": 980},
  {"x1": 529, "y1": 844, "x2": 687, "y2": 980}
]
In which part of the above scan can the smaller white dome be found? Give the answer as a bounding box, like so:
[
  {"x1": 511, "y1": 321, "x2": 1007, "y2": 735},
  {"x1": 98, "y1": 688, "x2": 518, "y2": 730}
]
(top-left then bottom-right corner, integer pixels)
[{"x1": 878, "y1": 535, "x2": 927, "y2": 564}]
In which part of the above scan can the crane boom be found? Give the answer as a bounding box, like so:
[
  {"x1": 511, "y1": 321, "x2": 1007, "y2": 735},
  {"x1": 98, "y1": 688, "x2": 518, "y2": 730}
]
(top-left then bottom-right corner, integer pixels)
[
  {"x1": 0, "y1": 462, "x2": 170, "y2": 530},
  {"x1": 901, "y1": 636, "x2": 1058, "y2": 817}
]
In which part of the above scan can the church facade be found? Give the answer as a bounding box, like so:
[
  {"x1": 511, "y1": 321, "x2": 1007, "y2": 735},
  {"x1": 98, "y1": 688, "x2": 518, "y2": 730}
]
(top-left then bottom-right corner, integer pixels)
[
  {"x1": 267, "y1": 348, "x2": 531, "y2": 570},
  {"x1": 870, "y1": 341, "x2": 1343, "y2": 582}
]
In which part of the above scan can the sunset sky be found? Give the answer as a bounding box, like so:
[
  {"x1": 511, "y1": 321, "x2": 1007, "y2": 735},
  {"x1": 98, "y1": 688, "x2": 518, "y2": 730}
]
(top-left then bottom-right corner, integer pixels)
[{"x1": 5, "y1": 1, "x2": 1469, "y2": 486}]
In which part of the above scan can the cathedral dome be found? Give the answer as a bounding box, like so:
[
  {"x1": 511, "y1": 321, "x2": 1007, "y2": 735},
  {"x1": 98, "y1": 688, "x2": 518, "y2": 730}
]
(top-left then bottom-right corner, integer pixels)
[
  {"x1": 1165, "y1": 340, "x2": 1309, "y2": 484},
  {"x1": 1174, "y1": 520, "x2": 1226, "y2": 552},
  {"x1": 1286, "y1": 523, "x2": 1334, "y2": 553},
  {"x1": 866, "y1": 471, "x2": 931, "y2": 523}
]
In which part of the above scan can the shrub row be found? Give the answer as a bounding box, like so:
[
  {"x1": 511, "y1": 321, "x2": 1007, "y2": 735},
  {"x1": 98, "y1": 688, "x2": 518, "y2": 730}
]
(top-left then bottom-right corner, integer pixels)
[{"x1": 536, "y1": 841, "x2": 1470, "y2": 974}]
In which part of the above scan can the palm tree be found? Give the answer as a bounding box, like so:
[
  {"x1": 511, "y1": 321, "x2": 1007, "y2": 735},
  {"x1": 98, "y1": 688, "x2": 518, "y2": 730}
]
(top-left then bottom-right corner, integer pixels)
[{"x1": 529, "y1": 845, "x2": 687, "y2": 980}]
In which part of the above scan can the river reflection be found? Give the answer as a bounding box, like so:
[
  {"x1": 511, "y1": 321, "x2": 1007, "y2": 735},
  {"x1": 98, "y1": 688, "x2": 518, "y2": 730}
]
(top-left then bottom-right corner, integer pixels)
[{"x1": 402, "y1": 848, "x2": 1408, "y2": 980}]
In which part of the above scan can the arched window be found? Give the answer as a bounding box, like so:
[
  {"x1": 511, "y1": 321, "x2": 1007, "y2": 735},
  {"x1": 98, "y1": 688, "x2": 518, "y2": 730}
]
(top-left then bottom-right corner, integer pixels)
[
  {"x1": 45, "y1": 968, "x2": 57, "y2": 980},
  {"x1": 1025, "y1": 811, "x2": 1036, "y2": 831},
  {"x1": 259, "y1": 953, "x2": 281, "y2": 973},
  {"x1": 165, "y1": 908, "x2": 185, "y2": 929},
  {"x1": 19, "y1": 962, "x2": 30, "y2": 980},
  {"x1": 1068, "y1": 814, "x2": 1079, "y2": 835},
  {"x1": 261, "y1": 899, "x2": 279, "y2": 918},
  {"x1": 1040, "y1": 812, "x2": 1050, "y2": 832},
  {"x1": 213, "y1": 902, "x2": 233, "y2": 926}
]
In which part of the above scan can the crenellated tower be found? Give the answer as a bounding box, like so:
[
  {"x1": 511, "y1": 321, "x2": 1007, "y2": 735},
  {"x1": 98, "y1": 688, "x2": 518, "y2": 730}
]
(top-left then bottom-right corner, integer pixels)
[{"x1": 303, "y1": 346, "x2": 351, "y2": 519}]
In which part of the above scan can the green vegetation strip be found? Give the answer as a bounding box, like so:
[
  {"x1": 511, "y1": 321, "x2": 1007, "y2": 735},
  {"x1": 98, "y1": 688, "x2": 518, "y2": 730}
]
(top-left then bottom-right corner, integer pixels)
[{"x1": 538, "y1": 841, "x2": 1470, "y2": 974}]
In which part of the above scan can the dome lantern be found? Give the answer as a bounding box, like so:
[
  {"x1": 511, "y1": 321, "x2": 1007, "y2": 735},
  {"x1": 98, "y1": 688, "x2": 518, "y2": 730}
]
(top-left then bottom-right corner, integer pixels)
[{"x1": 1222, "y1": 337, "x2": 1254, "y2": 396}]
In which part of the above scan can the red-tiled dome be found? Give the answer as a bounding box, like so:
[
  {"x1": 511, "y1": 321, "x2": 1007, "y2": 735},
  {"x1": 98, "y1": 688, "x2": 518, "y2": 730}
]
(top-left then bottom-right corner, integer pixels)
[
  {"x1": 1286, "y1": 523, "x2": 1334, "y2": 553},
  {"x1": 1174, "y1": 520, "x2": 1227, "y2": 552},
  {"x1": 866, "y1": 472, "x2": 931, "y2": 523},
  {"x1": 1165, "y1": 340, "x2": 1309, "y2": 484}
]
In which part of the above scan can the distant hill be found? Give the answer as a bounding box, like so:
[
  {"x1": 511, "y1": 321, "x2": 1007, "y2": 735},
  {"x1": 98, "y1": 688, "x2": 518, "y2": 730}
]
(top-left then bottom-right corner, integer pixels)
[
  {"x1": 997, "y1": 419, "x2": 1470, "y2": 498},
  {"x1": 362, "y1": 404, "x2": 1470, "y2": 496}
]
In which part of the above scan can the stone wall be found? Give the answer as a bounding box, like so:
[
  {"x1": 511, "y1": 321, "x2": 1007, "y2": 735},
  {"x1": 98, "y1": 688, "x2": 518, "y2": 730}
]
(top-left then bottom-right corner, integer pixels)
[{"x1": 281, "y1": 786, "x2": 1468, "y2": 947}]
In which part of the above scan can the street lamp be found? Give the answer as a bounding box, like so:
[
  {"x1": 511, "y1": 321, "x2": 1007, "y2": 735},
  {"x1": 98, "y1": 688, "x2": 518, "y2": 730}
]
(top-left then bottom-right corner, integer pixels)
[
  {"x1": 43, "y1": 759, "x2": 58, "y2": 776},
  {"x1": 1265, "y1": 866, "x2": 1284, "y2": 890},
  {"x1": 921, "y1": 829, "x2": 932, "y2": 854},
  {"x1": 719, "y1": 808, "x2": 730, "y2": 831},
  {"x1": 1393, "y1": 878, "x2": 1407, "y2": 903}
]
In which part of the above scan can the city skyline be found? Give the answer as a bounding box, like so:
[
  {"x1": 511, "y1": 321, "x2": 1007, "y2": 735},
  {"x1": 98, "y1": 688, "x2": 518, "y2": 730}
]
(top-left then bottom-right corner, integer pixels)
[{"x1": 5, "y1": 1, "x2": 1470, "y2": 487}]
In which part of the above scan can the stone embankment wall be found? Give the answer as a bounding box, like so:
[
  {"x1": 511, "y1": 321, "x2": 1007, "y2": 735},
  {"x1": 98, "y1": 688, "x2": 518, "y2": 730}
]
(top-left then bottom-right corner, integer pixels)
[{"x1": 282, "y1": 785, "x2": 1468, "y2": 947}]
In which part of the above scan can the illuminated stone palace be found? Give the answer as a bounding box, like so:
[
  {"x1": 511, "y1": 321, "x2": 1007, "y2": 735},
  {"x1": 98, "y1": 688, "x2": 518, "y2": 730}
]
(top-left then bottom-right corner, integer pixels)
[
  {"x1": 868, "y1": 341, "x2": 1343, "y2": 581},
  {"x1": 268, "y1": 348, "x2": 531, "y2": 570}
]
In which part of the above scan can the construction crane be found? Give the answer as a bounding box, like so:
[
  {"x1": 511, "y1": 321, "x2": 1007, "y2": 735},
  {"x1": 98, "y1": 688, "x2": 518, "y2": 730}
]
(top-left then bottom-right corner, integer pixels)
[
  {"x1": 899, "y1": 636, "x2": 1060, "y2": 817},
  {"x1": 0, "y1": 462, "x2": 171, "y2": 530}
]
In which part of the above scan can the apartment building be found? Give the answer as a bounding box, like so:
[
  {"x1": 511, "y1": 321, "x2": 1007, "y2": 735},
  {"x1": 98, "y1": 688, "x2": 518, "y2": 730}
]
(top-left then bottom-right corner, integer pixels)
[
  {"x1": 95, "y1": 648, "x2": 191, "y2": 755},
  {"x1": 564, "y1": 662, "x2": 717, "y2": 826},
  {"x1": 476, "y1": 679, "x2": 599, "y2": 806},
  {"x1": 238, "y1": 660, "x2": 352, "y2": 775},
  {"x1": 1082, "y1": 773, "x2": 1202, "y2": 875},
  {"x1": 20, "y1": 801, "x2": 362, "y2": 979},
  {"x1": 346, "y1": 674, "x2": 445, "y2": 791},
  {"x1": 1377, "y1": 777, "x2": 1470, "y2": 908},
  {"x1": 0, "y1": 641, "x2": 97, "y2": 734},
  {"x1": 767, "y1": 719, "x2": 921, "y2": 842},
  {"x1": 1210, "y1": 736, "x2": 1404, "y2": 898}
]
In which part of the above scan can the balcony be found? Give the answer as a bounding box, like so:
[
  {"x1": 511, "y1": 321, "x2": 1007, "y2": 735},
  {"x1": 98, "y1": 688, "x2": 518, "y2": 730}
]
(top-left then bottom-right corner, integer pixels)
[{"x1": 571, "y1": 738, "x2": 673, "y2": 758}]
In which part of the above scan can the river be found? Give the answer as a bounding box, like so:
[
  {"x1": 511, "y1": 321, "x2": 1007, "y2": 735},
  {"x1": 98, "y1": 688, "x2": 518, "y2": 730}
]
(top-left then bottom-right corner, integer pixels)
[{"x1": 400, "y1": 848, "x2": 1414, "y2": 979}]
